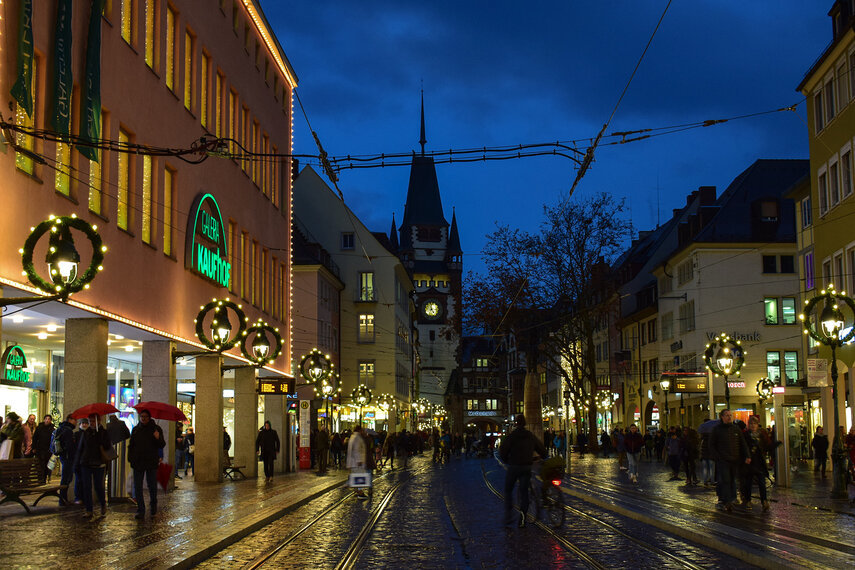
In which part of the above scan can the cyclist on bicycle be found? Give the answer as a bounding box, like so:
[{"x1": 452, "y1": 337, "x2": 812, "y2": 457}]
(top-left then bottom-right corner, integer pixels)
[{"x1": 499, "y1": 414, "x2": 548, "y2": 527}]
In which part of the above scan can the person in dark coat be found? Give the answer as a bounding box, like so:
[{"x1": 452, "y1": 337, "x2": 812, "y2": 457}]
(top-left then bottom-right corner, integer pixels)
[
  {"x1": 76, "y1": 414, "x2": 112, "y2": 518},
  {"x1": 32, "y1": 414, "x2": 55, "y2": 484},
  {"x1": 183, "y1": 427, "x2": 195, "y2": 476},
  {"x1": 681, "y1": 427, "x2": 700, "y2": 486},
  {"x1": 256, "y1": 420, "x2": 280, "y2": 482},
  {"x1": 499, "y1": 414, "x2": 548, "y2": 527},
  {"x1": 128, "y1": 409, "x2": 166, "y2": 519},
  {"x1": 223, "y1": 426, "x2": 232, "y2": 465},
  {"x1": 811, "y1": 426, "x2": 829, "y2": 477},
  {"x1": 315, "y1": 424, "x2": 330, "y2": 474},
  {"x1": 624, "y1": 424, "x2": 644, "y2": 483},
  {"x1": 72, "y1": 417, "x2": 89, "y2": 503},
  {"x1": 55, "y1": 415, "x2": 77, "y2": 504},
  {"x1": 0, "y1": 412, "x2": 25, "y2": 459},
  {"x1": 741, "y1": 416, "x2": 771, "y2": 511},
  {"x1": 330, "y1": 432, "x2": 344, "y2": 468},
  {"x1": 709, "y1": 409, "x2": 751, "y2": 511}
]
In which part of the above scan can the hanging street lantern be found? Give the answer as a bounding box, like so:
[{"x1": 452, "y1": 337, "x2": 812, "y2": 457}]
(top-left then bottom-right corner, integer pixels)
[{"x1": 704, "y1": 333, "x2": 745, "y2": 409}]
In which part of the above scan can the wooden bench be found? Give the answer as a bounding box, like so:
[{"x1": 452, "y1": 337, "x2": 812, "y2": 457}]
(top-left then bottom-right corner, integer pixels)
[
  {"x1": 223, "y1": 463, "x2": 247, "y2": 480},
  {"x1": 0, "y1": 457, "x2": 66, "y2": 514}
]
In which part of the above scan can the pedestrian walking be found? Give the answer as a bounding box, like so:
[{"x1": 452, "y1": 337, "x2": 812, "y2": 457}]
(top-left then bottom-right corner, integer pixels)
[
  {"x1": 811, "y1": 426, "x2": 829, "y2": 478},
  {"x1": 128, "y1": 409, "x2": 166, "y2": 519},
  {"x1": 331, "y1": 432, "x2": 344, "y2": 468},
  {"x1": 709, "y1": 409, "x2": 751, "y2": 512},
  {"x1": 698, "y1": 420, "x2": 716, "y2": 486},
  {"x1": 223, "y1": 426, "x2": 232, "y2": 465},
  {"x1": 183, "y1": 427, "x2": 195, "y2": 476},
  {"x1": 0, "y1": 412, "x2": 25, "y2": 459},
  {"x1": 382, "y1": 432, "x2": 396, "y2": 468},
  {"x1": 499, "y1": 414, "x2": 548, "y2": 528},
  {"x1": 397, "y1": 429, "x2": 410, "y2": 468},
  {"x1": 624, "y1": 424, "x2": 644, "y2": 483},
  {"x1": 741, "y1": 416, "x2": 771, "y2": 512},
  {"x1": 346, "y1": 425, "x2": 369, "y2": 499},
  {"x1": 174, "y1": 426, "x2": 185, "y2": 479},
  {"x1": 600, "y1": 430, "x2": 612, "y2": 458},
  {"x1": 682, "y1": 426, "x2": 700, "y2": 485},
  {"x1": 32, "y1": 414, "x2": 55, "y2": 483},
  {"x1": 23, "y1": 413, "x2": 37, "y2": 457},
  {"x1": 54, "y1": 414, "x2": 77, "y2": 504},
  {"x1": 256, "y1": 420, "x2": 280, "y2": 482},
  {"x1": 667, "y1": 429, "x2": 683, "y2": 481},
  {"x1": 614, "y1": 428, "x2": 627, "y2": 469},
  {"x1": 72, "y1": 417, "x2": 89, "y2": 503},
  {"x1": 315, "y1": 424, "x2": 330, "y2": 474},
  {"x1": 75, "y1": 414, "x2": 112, "y2": 518}
]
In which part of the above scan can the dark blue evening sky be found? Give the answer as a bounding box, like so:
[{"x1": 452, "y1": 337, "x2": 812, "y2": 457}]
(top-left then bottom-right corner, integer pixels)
[{"x1": 264, "y1": 1, "x2": 829, "y2": 273}]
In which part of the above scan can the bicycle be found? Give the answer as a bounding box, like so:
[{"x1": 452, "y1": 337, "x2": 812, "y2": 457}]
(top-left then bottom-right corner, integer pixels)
[{"x1": 521, "y1": 458, "x2": 566, "y2": 528}]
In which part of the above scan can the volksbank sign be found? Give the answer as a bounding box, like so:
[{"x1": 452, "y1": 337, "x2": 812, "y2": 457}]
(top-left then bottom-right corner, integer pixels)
[{"x1": 185, "y1": 193, "x2": 230, "y2": 288}]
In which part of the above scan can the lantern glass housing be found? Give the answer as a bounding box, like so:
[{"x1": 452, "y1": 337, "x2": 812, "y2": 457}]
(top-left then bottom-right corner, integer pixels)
[
  {"x1": 252, "y1": 333, "x2": 270, "y2": 359},
  {"x1": 820, "y1": 303, "x2": 844, "y2": 340},
  {"x1": 717, "y1": 355, "x2": 733, "y2": 374},
  {"x1": 46, "y1": 230, "x2": 80, "y2": 285},
  {"x1": 659, "y1": 378, "x2": 670, "y2": 392}
]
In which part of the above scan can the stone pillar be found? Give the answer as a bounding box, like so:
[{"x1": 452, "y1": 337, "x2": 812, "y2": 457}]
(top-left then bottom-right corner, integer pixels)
[
  {"x1": 195, "y1": 355, "x2": 223, "y2": 483},
  {"x1": 264, "y1": 394, "x2": 286, "y2": 473},
  {"x1": 64, "y1": 318, "x2": 109, "y2": 416},
  {"x1": 234, "y1": 367, "x2": 258, "y2": 477},
  {"x1": 141, "y1": 341, "x2": 176, "y2": 486}
]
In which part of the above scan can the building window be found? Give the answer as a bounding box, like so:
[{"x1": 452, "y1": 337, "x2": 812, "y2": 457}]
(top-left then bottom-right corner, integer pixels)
[
  {"x1": 780, "y1": 255, "x2": 795, "y2": 274},
  {"x1": 485, "y1": 399, "x2": 498, "y2": 411},
  {"x1": 766, "y1": 351, "x2": 781, "y2": 385},
  {"x1": 822, "y1": 259, "x2": 833, "y2": 286},
  {"x1": 851, "y1": 52, "x2": 855, "y2": 106},
  {"x1": 837, "y1": 59, "x2": 849, "y2": 108},
  {"x1": 141, "y1": 155, "x2": 152, "y2": 243},
  {"x1": 144, "y1": 0, "x2": 156, "y2": 68},
  {"x1": 251, "y1": 240, "x2": 258, "y2": 305},
  {"x1": 14, "y1": 58, "x2": 37, "y2": 175},
  {"x1": 762, "y1": 255, "x2": 777, "y2": 274},
  {"x1": 677, "y1": 260, "x2": 693, "y2": 285},
  {"x1": 184, "y1": 30, "x2": 194, "y2": 111},
  {"x1": 359, "y1": 272, "x2": 375, "y2": 301},
  {"x1": 228, "y1": 91, "x2": 237, "y2": 155},
  {"x1": 825, "y1": 77, "x2": 836, "y2": 123},
  {"x1": 784, "y1": 351, "x2": 799, "y2": 386},
  {"x1": 661, "y1": 312, "x2": 674, "y2": 340},
  {"x1": 88, "y1": 143, "x2": 103, "y2": 214},
  {"x1": 515, "y1": 400, "x2": 524, "y2": 413},
  {"x1": 818, "y1": 171, "x2": 828, "y2": 215},
  {"x1": 121, "y1": 0, "x2": 134, "y2": 45},
  {"x1": 163, "y1": 167, "x2": 174, "y2": 255},
  {"x1": 764, "y1": 297, "x2": 778, "y2": 325},
  {"x1": 781, "y1": 297, "x2": 796, "y2": 325},
  {"x1": 358, "y1": 361, "x2": 375, "y2": 388},
  {"x1": 814, "y1": 90, "x2": 824, "y2": 133},
  {"x1": 830, "y1": 162, "x2": 840, "y2": 207},
  {"x1": 166, "y1": 6, "x2": 176, "y2": 91},
  {"x1": 759, "y1": 200, "x2": 778, "y2": 222},
  {"x1": 341, "y1": 232, "x2": 355, "y2": 250},
  {"x1": 358, "y1": 314, "x2": 375, "y2": 343},
  {"x1": 55, "y1": 140, "x2": 72, "y2": 196},
  {"x1": 801, "y1": 197, "x2": 812, "y2": 229},
  {"x1": 843, "y1": 151, "x2": 853, "y2": 199},
  {"x1": 850, "y1": 248, "x2": 855, "y2": 294},
  {"x1": 117, "y1": 129, "x2": 131, "y2": 230},
  {"x1": 200, "y1": 53, "x2": 209, "y2": 128},
  {"x1": 215, "y1": 73, "x2": 223, "y2": 137},
  {"x1": 647, "y1": 319, "x2": 657, "y2": 342},
  {"x1": 805, "y1": 252, "x2": 815, "y2": 290},
  {"x1": 835, "y1": 254, "x2": 844, "y2": 287},
  {"x1": 262, "y1": 248, "x2": 269, "y2": 312},
  {"x1": 678, "y1": 301, "x2": 695, "y2": 333}
]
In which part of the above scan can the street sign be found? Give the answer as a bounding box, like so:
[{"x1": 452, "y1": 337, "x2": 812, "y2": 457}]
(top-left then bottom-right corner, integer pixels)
[
  {"x1": 807, "y1": 359, "x2": 828, "y2": 387},
  {"x1": 256, "y1": 379, "x2": 294, "y2": 394},
  {"x1": 661, "y1": 372, "x2": 707, "y2": 393}
]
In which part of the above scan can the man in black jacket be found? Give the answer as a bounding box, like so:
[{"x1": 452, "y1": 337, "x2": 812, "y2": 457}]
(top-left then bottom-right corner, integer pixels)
[
  {"x1": 129, "y1": 409, "x2": 166, "y2": 519},
  {"x1": 55, "y1": 415, "x2": 77, "y2": 504},
  {"x1": 32, "y1": 415, "x2": 55, "y2": 484},
  {"x1": 499, "y1": 414, "x2": 548, "y2": 527},
  {"x1": 709, "y1": 409, "x2": 750, "y2": 511}
]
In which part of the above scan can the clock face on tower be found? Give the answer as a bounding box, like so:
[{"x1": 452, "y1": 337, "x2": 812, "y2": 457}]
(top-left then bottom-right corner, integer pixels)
[{"x1": 422, "y1": 300, "x2": 442, "y2": 319}]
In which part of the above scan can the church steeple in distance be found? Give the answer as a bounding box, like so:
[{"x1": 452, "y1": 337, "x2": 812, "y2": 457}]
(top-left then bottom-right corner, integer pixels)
[{"x1": 419, "y1": 90, "x2": 426, "y2": 156}]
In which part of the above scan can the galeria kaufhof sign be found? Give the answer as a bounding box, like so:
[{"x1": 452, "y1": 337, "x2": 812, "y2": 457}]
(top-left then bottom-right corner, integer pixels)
[
  {"x1": 186, "y1": 193, "x2": 230, "y2": 288},
  {"x1": 1, "y1": 345, "x2": 45, "y2": 390}
]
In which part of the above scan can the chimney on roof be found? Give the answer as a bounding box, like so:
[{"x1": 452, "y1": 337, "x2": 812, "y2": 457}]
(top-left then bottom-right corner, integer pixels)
[{"x1": 698, "y1": 186, "x2": 716, "y2": 206}]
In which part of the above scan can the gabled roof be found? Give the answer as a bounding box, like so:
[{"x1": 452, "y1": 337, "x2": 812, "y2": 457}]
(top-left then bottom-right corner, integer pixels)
[{"x1": 692, "y1": 159, "x2": 808, "y2": 243}]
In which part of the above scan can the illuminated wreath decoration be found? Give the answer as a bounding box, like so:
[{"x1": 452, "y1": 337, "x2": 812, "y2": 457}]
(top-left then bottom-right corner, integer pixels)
[
  {"x1": 20, "y1": 215, "x2": 105, "y2": 297},
  {"x1": 799, "y1": 284, "x2": 855, "y2": 347},
  {"x1": 703, "y1": 333, "x2": 745, "y2": 377},
  {"x1": 756, "y1": 377, "x2": 775, "y2": 400},
  {"x1": 193, "y1": 298, "x2": 247, "y2": 351},
  {"x1": 299, "y1": 349, "x2": 333, "y2": 383},
  {"x1": 351, "y1": 384, "x2": 372, "y2": 406},
  {"x1": 313, "y1": 373, "x2": 341, "y2": 399},
  {"x1": 240, "y1": 319, "x2": 283, "y2": 365}
]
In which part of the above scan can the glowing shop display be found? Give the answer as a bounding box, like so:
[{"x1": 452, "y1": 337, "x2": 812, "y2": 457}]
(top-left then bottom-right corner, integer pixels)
[{"x1": 186, "y1": 193, "x2": 230, "y2": 288}]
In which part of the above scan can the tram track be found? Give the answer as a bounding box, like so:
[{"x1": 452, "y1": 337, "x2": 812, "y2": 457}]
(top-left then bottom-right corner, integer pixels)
[
  {"x1": 247, "y1": 466, "x2": 426, "y2": 569},
  {"x1": 481, "y1": 462, "x2": 714, "y2": 570}
]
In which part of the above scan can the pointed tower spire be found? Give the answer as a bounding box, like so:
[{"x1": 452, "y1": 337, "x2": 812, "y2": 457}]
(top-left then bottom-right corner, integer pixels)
[
  {"x1": 447, "y1": 208, "x2": 462, "y2": 255},
  {"x1": 390, "y1": 212, "x2": 399, "y2": 251},
  {"x1": 419, "y1": 89, "x2": 426, "y2": 156}
]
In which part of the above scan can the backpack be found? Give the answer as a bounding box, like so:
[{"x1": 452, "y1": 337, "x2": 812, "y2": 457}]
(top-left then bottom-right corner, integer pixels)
[{"x1": 51, "y1": 424, "x2": 69, "y2": 456}]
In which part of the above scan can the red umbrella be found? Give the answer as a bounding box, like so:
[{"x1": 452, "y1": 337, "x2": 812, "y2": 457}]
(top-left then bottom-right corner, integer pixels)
[
  {"x1": 71, "y1": 403, "x2": 120, "y2": 419},
  {"x1": 134, "y1": 401, "x2": 187, "y2": 422}
]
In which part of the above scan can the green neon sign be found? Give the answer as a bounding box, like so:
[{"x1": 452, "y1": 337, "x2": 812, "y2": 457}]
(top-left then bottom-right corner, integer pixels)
[
  {"x1": 1, "y1": 345, "x2": 31, "y2": 384},
  {"x1": 186, "y1": 193, "x2": 230, "y2": 288}
]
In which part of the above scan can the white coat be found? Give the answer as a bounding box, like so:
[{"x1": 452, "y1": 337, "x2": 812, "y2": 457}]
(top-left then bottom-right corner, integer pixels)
[{"x1": 346, "y1": 432, "x2": 367, "y2": 469}]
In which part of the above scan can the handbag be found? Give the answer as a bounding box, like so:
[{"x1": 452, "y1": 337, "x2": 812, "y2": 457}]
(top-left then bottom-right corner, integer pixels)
[
  {"x1": 0, "y1": 439, "x2": 12, "y2": 460},
  {"x1": 188, "y1": 444, "x2": 196, "y2": 454},
  {"x1": 348, "y1": 470, "x2": 372, "y2": 488},
  {"x1": 100, "y1": 444, "x2": 118, "y2": 463}
]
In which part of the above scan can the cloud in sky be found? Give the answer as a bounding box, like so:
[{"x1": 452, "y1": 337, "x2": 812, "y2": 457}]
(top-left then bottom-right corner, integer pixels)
[{"x1": 264, "y1": 1, "x2": 829, "y2": 272}]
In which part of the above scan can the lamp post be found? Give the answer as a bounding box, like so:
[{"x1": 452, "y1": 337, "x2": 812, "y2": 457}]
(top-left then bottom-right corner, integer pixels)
[
  {"x1": 660, "y1": 378, "x2": 670, "y2": 430},
  {"x1": 351, "y1": 385, "x2": 372, "y2": 427},
  {"x1": 2, "y1": 214, "x2": 106, "y2": 307},
  {"x1": 563, "y1": 389, "x2": 572, "y2": 473},
  {"x1": 799, "y1": 284, "x2": 855, "y2": 498},
  {"x1": 704, "y1": 333, "x2": 746, "y2": 410}
]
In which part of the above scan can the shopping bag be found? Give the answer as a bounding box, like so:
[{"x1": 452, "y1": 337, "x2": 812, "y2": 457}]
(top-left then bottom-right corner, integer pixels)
[
  {"x1": 0, "y1": 439, "x2": 12, "y2": 460},
  {"x1": 47, "y1": 455, "x2": 57, "y2": 471},
  {"x1": 348, "y1": 471, "x2": 372, "y2": 488},
  {"x1": 157, "y1": 462, "x2": 173, "y2": 490}
]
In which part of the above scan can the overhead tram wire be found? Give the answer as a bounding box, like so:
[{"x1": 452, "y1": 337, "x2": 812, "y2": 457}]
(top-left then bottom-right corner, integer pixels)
[{"x1": 568, "y1": 0, "x2": 673, "y2": 198}]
